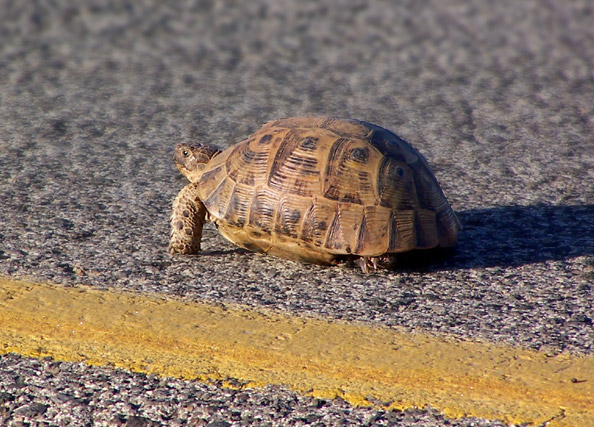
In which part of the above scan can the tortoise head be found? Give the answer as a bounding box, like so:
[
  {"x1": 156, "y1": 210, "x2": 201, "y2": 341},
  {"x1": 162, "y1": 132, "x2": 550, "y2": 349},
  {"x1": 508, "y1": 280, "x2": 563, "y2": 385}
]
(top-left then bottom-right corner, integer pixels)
[{"x1": 174, "y1": 143, "x2": 221, "y2": 181}]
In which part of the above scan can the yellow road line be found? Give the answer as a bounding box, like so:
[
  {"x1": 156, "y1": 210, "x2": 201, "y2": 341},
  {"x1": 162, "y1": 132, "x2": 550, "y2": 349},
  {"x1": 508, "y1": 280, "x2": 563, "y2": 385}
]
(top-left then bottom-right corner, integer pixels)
[{"x1": 0, "y1": 278, "x2": 592, "y2": 426}]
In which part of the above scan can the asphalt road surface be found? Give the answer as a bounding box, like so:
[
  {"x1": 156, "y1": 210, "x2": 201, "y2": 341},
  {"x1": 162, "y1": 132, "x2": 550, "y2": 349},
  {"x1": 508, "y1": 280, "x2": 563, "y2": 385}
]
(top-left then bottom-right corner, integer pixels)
[{"x1": 1, "y1": 0, "x2": 593, "y2": 426}]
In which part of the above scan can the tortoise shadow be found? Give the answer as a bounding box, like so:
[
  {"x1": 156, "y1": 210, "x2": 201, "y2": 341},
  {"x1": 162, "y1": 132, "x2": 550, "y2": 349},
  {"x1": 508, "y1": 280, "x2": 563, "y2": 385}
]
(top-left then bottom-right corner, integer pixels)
[
  {"x1": 418, "y1": 204, "x2": 594, "y2": 270},
  {"x1": 194, "y1": 248, "x2": 249, "y2": 257}
]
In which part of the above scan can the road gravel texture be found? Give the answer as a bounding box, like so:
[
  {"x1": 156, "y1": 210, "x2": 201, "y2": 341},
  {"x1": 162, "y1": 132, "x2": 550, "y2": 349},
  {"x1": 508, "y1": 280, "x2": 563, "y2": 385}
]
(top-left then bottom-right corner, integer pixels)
[{"x1": 1, "y1": 0, "x2": 593, "y2": 426}]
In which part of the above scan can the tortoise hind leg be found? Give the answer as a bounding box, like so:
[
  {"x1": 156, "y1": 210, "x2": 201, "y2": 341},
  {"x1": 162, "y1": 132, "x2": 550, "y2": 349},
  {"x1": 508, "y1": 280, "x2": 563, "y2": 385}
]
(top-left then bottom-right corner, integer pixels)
[
  {"x1": 169, "y1": 182, "x2": 207, "y2": 255},
  {"x1": 357, "y1": 254, "x2": 397, "y2": 273}
]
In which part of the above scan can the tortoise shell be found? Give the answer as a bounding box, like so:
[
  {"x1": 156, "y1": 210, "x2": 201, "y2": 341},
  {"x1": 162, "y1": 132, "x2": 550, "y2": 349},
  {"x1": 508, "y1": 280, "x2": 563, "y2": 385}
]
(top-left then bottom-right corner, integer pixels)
[{"x1": 186, "y1": 116, "x2": 460, "y2": 265}]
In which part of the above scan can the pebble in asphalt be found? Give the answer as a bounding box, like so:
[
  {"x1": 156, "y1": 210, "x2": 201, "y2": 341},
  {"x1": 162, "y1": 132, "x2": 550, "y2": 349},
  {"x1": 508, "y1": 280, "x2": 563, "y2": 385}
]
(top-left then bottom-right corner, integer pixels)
[{"x1": 1, "y1": 0, "x2": 593, "y2": 425}]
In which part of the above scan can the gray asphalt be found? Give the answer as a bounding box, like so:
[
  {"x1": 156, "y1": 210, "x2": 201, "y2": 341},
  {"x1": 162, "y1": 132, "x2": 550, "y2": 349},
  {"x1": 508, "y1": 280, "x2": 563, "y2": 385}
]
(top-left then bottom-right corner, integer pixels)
[{"x1": 1, "y1": 0, "x2": 593, "y2": 426}]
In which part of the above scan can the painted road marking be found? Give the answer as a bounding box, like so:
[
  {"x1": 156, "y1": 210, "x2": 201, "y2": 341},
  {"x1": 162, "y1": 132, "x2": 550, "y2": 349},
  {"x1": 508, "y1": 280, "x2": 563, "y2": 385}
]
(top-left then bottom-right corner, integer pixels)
[{"x1": 0, "y1": 278, "x2": 592, "y2": 426}]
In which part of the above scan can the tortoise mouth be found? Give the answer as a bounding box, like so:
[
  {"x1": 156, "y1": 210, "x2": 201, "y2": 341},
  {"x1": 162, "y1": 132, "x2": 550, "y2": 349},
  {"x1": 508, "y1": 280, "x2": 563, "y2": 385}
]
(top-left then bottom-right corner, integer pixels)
[{"x1": 175, "y1": 161, "x2": 190, "y2": 176}]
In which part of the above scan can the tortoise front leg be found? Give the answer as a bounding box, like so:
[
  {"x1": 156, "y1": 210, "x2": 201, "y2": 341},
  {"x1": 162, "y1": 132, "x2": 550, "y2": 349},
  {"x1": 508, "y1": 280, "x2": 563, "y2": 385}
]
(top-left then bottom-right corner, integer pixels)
[{"x1": 169, "y1": 182, "x2": 207, "y2": 254}]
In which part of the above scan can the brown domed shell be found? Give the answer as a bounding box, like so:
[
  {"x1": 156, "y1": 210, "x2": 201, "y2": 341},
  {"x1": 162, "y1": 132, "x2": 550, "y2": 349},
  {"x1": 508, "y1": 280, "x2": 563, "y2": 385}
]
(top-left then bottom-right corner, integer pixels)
[{"x1": 195, "y1": 117, "x2": 460, "y2": 264}]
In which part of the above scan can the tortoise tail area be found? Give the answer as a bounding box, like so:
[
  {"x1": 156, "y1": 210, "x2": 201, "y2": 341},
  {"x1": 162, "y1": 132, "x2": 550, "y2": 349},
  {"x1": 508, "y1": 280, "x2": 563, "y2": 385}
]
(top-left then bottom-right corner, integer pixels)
[
  {"x1": 365, "y1": 125, "x2": 461, "y2": 250},
  {"x1": 408, "y1": 158, "x2": 461, "y2": 248}
]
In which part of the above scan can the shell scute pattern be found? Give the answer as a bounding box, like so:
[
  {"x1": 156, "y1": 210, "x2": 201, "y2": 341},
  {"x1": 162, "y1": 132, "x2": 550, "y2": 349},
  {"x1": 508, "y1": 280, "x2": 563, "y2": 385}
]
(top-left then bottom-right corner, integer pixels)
[
  {"x1": 299, "y1": 199, "x2": 334, "y2": 247},
  {"x1": 247, "y1": 188, "x2": 277, "y2": 233},
  {"x1": 171, "y1": 117, "x2": 460, "y2": 267},
  {"x1": 223, "y1": 182, "x2": 253, "y2": 228},
  {"x1": 267, "y1": 129, "x2": 323, "y2": 198},
  {"x1": 274, "y1": 196, "x2": 304, "y2": 239},
  {"x1": 355, "y1": 206, "x2": 392, "y2": 254}
]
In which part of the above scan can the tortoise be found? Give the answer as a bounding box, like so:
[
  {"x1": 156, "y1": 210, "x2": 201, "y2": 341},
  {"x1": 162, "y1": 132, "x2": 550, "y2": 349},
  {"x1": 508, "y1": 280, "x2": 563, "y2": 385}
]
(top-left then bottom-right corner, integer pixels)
[{"x1": 169, "y1": 117, "x2": 460, "y2": 272}]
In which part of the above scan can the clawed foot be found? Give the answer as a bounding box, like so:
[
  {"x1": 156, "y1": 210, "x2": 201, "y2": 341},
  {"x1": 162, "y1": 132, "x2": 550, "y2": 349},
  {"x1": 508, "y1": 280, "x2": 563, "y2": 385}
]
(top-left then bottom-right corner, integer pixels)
[
  {"x1": 356, "y1": 254, "x2": 397, "y2": 273},
  {"x1": 169, "y1": 237, "x2": 200, "y2": 255}
]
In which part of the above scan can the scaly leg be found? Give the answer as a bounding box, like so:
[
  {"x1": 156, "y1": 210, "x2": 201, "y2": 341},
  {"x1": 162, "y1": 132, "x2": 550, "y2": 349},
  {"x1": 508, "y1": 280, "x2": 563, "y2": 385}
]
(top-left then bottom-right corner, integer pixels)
[
  {"x1": 169, "y1": 182, "x2": 207, "y2": 254},
  {"x1": 357, "y1": 254, "x2": 397, "y2": 273}
]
